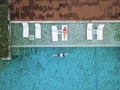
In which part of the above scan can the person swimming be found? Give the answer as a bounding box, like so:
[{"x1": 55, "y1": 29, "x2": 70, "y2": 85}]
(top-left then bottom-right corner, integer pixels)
[{"x1": 52, "y1": 53, "x2": 68, "y2": 57}]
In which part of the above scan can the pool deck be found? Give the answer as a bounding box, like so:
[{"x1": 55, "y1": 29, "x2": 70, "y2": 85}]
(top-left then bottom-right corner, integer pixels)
[{"x1": 11, "y1": 21, "x2": 120, "y2": 47}]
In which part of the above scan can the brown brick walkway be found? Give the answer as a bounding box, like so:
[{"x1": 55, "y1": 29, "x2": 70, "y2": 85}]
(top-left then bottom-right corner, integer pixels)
[{"x1": 10, "y1": 0, "x2": 120, "y2": 21}]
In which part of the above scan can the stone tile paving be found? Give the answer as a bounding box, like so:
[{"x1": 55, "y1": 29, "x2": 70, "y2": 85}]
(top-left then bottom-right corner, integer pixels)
[{"x1": 11, "y1": 22, "x2": 120, "y2": 47}]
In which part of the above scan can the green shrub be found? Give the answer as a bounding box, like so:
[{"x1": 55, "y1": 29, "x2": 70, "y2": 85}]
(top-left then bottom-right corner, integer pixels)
[{"x1": 0, "y1": 1, "x2": 10, "y2": 59}]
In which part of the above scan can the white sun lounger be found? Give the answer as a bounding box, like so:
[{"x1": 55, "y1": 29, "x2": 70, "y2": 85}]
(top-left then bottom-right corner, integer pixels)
[
  {"x1": 62, "y1": 25, "x2": 67, "y2": 41},
  {"x1": 52, "y1": 26, "x2": 58, "y2": 42},
  {"x1": 87, "y1": 23, "x2": 93, "y2": 40},
  {"x1": 97, "y1": 24, "x2": 104, "y2": 40},
  {"x1": 35, "y1": 24, "x2": 41, "y2": 39},
  {"x1": 22, "y1": 23, "x2": 29, "y2": 37}
]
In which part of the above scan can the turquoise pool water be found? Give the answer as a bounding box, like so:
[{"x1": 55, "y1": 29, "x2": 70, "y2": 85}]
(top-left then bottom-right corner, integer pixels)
[{"x1": 0, "y1": 47, "x2": 120, "y2": 90}]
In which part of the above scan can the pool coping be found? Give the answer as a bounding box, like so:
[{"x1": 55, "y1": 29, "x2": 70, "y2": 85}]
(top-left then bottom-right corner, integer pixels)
[
  {"x1": 10, "y1": 20, "x2": 120, "y2": 23},
  {"x1": 11, "y1": 45, "x2": 120, "y2": 48}
]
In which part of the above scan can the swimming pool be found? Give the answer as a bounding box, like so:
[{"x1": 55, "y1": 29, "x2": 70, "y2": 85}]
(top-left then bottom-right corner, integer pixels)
[{"x1": 0, "y1": 47, "x2": 120, "y2": 90}]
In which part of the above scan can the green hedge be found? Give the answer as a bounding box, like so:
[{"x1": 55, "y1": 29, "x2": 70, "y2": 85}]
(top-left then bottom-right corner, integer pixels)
[{"x1": 0, "y1": 1, "x2": 10, "y2": 59}]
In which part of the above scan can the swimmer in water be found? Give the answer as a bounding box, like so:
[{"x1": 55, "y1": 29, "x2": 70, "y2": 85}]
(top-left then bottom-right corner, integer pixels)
[{"x1": 52, "y1": 53, "x2": 68, "y2": 57}]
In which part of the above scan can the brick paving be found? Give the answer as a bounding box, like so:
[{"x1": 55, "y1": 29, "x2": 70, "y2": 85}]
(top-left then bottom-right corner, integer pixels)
[{"x1": 10, "y1": 0, "x2": 120, "y2": 21}]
